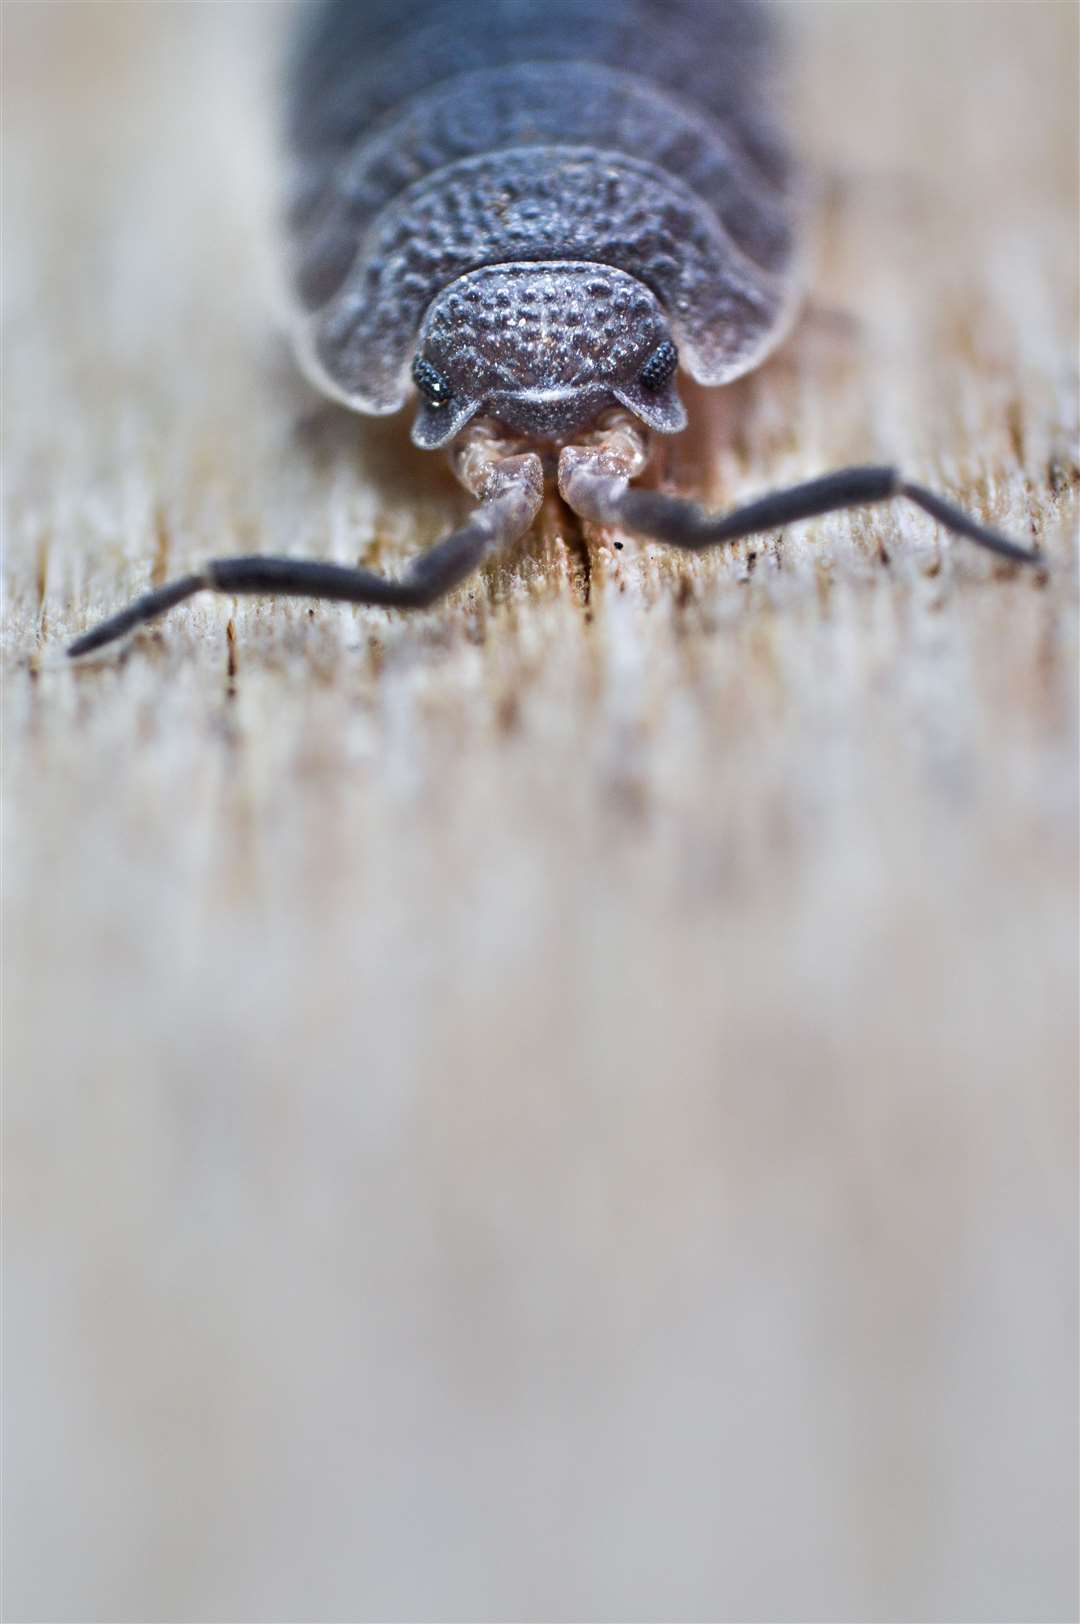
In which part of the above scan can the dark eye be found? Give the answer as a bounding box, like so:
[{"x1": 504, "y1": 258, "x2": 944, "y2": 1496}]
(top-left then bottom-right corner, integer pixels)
[
  {"x1": 639, "y1": 340, "x2": 679, "y2": 391},
  {"x1": 412, "y1": 355, "x2": 453, "y2": 409}
]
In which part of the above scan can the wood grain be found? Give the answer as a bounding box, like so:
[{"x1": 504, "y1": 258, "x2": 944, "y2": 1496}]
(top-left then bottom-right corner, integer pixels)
[{"x1": 4, "y1": 4, "x2": 1077, "y2": 1619}]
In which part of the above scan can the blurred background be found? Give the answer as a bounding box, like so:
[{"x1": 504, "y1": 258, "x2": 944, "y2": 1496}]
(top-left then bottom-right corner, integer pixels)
[{"x1": 3, "y1": 3, "x2": 1078, "y2": 1620}]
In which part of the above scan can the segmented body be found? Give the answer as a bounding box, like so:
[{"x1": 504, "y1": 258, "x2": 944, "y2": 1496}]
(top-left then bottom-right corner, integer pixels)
[
  {"x1": 285, "y1": 0, "x2": 801, "y2": 439},
  {"x1": 66, "y1": 0, "x2": 1040, "y2": 662}
]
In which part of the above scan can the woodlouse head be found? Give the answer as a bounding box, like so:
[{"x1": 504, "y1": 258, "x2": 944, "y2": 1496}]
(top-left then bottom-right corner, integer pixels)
[{"x1": 410, "y1": 262, "x2": 687, "y2": 450}]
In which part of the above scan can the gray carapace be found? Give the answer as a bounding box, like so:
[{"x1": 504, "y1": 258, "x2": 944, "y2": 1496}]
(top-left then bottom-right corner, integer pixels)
[
  {"x1": 69, "y1": 0, "x2": 1040, "y2": 658},
  {"x1": 286, "y1": 0, "x2": 799, "y2": 444}
]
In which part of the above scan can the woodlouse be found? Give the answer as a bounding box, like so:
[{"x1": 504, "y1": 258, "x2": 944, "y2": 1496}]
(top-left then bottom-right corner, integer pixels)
[{"x1": 69, "y1": 0, "x2": 1041, "y2": 658}]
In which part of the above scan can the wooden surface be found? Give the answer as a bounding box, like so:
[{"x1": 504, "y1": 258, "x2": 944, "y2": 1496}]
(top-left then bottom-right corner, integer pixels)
[{"x1": 4, "y1": 4, "x2": 1078, "y2": 1620}]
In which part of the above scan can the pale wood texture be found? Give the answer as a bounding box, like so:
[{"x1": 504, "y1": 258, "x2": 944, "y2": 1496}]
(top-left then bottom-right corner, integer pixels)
[{"x1": 4, "y1": 4, "x2": 1078, "y2": 1619}]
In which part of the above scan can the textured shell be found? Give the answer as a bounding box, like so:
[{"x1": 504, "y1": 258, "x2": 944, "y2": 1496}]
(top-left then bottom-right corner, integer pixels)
[{"x1": 286, "y1": 0, "x2": 801, "y2": 419}]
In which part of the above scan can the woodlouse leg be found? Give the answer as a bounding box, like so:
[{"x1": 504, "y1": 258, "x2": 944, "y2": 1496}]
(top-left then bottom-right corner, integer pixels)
[
  {"x1": 68, "y1": 443, "x2": 544, "y2": 657},
  {"x1": 559, "y1": 448, "x2": 1042, "y2": 567}
]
